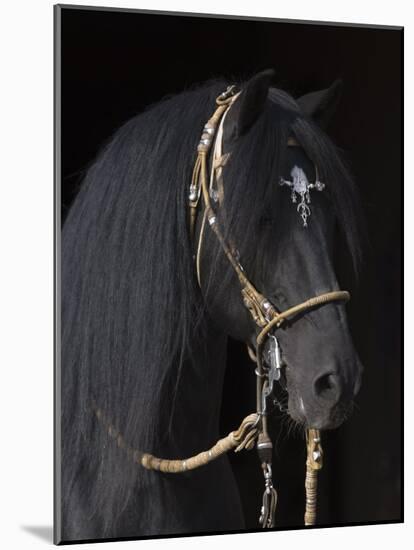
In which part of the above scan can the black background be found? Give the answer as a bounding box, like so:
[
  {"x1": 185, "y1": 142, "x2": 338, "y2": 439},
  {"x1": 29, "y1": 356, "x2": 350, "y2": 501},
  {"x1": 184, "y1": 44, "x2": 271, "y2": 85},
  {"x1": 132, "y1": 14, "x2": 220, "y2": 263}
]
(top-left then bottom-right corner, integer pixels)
[{"x1": 58, "y1": 5, "x2": 402, "y2": 532}]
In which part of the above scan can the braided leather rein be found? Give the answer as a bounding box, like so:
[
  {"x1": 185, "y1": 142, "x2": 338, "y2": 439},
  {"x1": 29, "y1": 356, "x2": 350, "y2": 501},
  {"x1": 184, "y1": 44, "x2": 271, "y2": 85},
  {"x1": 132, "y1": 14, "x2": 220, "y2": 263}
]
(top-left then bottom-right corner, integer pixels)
[{"x1": 93, "y1": 85, "x2": 350, "y2": 529}]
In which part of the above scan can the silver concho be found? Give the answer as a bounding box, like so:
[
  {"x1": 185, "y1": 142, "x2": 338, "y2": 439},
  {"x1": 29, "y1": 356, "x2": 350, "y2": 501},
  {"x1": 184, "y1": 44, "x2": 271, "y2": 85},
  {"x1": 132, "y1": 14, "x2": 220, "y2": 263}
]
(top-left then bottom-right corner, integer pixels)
[{"x1": 279, "y1": 166, "x2": 325, "y2": 227}]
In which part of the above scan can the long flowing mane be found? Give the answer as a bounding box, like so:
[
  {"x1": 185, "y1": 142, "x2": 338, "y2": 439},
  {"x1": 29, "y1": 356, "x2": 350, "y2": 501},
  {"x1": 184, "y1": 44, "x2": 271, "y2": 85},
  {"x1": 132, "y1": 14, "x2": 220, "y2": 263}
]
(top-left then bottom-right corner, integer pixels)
[{"x1": 61, "y1": 77, "x2": 363, "y2": 536}]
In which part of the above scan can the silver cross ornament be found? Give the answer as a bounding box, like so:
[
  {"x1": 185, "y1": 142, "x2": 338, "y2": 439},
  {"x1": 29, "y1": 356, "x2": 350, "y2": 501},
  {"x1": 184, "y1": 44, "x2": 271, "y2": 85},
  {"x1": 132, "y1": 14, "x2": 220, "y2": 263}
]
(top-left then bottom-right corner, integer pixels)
[{"x1": 279, "y1": 166, "x2": 325, "y2": 227}]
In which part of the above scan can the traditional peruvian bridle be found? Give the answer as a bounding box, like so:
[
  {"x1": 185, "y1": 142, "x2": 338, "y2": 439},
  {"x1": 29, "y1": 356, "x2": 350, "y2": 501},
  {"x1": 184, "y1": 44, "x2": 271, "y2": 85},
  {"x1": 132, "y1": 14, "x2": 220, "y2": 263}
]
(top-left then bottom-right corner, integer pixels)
[{"x1": 93, "y1": 84, "x2": 351, "y2": 529}]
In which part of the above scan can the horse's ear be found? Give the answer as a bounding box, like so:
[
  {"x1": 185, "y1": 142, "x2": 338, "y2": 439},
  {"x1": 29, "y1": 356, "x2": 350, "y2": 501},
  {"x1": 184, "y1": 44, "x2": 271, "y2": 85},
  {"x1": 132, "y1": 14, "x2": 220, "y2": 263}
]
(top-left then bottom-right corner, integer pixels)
[
  {"x1": 232, "y1": 69, "x2": 275, "y2": 137},
  {"x1": 296, "y1": 79, "x2": 343, "y2": 129}
]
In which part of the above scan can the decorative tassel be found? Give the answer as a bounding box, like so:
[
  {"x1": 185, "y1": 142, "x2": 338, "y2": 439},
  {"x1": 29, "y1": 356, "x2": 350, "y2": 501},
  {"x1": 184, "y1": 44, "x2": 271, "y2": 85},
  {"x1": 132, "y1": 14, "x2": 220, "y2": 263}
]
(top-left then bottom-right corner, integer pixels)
[{"x1": 304, "y1": 428, "x2": 323, "y2": 526}]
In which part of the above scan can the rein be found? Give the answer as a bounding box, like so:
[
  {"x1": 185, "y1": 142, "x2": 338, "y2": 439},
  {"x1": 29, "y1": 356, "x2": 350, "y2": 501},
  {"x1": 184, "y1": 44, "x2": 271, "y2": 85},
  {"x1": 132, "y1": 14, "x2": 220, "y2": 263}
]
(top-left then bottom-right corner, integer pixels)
[{"x1": 93, "y1": 84, "x2": 350, "y2": 530}]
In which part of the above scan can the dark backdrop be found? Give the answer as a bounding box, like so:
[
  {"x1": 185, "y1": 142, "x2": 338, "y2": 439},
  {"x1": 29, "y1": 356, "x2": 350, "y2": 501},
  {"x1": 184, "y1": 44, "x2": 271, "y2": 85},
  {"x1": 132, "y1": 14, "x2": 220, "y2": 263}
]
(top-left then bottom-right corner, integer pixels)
[{"x1": 58, "y1": 4, "x2": 402, "y2": 531}]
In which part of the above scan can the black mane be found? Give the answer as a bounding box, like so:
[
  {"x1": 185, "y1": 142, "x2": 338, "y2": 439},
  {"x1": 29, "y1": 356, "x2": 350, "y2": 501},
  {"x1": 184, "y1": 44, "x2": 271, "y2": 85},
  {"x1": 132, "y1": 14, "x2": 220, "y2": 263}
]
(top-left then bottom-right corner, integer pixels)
[{"x1": 61, "y1": 77, "x2": 363, "y2": 536}]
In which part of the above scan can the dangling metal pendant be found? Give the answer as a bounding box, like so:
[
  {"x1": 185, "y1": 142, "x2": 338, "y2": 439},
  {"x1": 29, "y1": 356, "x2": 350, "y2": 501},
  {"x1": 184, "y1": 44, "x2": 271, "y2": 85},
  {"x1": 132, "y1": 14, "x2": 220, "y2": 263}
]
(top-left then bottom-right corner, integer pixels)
[
  {"x1": 264, "y1": 335, "x2": 282, "y2": 389},
  {"x1": 279, "y1": 166, "x2": 325, "y2": 227},
  {"x1": 259, "y1": 463, "x2": 278, "y2": 528},
  {"x1": 262, "y1": 335, "x2": 288, "y2": 413}
]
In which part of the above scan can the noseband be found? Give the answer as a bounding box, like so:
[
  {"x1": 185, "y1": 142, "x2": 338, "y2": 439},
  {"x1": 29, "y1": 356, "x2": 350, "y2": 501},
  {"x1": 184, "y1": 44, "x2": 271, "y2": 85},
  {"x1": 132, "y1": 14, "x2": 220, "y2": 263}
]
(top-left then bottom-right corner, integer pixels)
[{"x1": 93, "y1": 84, "x2": 351, "y2": 530}]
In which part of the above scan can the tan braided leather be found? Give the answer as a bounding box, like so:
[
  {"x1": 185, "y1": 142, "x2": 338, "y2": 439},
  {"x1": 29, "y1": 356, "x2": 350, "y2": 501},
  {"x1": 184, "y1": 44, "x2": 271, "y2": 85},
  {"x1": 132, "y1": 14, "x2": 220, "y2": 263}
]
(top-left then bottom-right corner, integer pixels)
[
  {"x1": 141, "y1": 413, "x2": 259, "y2": 473},
  {"x1": 93, "y1": 402, "x2": 259, "y2": 474}
]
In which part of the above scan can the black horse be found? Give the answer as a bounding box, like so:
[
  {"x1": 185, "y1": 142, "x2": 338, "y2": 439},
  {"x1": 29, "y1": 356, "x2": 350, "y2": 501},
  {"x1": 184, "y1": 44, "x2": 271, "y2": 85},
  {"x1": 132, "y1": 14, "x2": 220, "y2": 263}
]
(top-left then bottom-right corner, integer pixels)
[{"x1": 60, "y1": 70, "x2": 364, "y2": 542}]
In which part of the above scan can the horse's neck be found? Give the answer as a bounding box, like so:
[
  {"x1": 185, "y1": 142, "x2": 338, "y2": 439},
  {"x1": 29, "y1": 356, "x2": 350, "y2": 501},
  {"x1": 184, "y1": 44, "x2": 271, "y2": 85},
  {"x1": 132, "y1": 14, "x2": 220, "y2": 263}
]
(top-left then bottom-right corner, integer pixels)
[{"x1": 161, "y1": 320, "x2": 228, "y2": 456}]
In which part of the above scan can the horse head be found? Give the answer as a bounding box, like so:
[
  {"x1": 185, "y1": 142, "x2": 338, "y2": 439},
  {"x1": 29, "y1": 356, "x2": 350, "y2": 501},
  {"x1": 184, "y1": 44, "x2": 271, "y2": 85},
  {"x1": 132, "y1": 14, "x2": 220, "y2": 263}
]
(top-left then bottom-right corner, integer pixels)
[
  {"x1": 61, "y1": 70, "x2": 366, "y2": 538},
  {"x1": 195, "y1": 70, "x2": 363, "y2": 431}
]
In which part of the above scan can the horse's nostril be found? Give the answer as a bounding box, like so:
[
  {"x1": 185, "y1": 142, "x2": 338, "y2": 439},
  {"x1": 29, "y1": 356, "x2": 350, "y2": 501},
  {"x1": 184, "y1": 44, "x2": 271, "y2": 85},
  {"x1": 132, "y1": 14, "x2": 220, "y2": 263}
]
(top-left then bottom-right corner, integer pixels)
[{"x1": 313, "y1": 373, "x2": 341, "y2": 402}]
